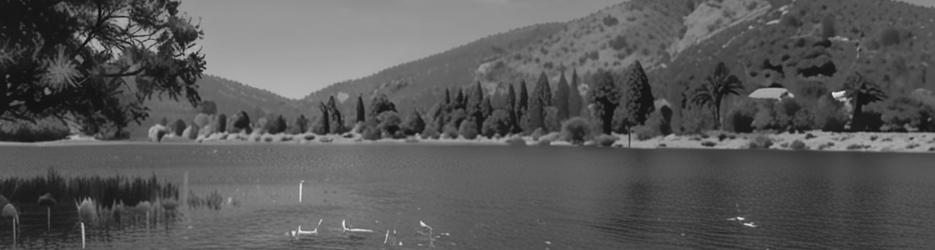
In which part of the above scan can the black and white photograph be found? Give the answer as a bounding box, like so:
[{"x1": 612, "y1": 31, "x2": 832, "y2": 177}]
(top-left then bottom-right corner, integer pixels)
[{"x1": 3, "y1": 0, "x2": 935, "y2": 248}]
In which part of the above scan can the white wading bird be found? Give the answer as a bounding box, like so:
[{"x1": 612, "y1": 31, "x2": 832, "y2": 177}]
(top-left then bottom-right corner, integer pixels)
[
  {"x1": 419, "y1": 220, "x2": 435, "y2": 248},
  {"x1": 342, "y1": 219, "x2": 375, "y2": 233},
  {"x1": 291, "y1": 219, "x2": 323, "y2": 238},
  {"x1": 742, "y1": 222, "x2": 758, "y2": 228}
]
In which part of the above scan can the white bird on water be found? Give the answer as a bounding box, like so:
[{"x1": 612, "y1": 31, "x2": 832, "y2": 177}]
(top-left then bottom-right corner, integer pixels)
[
  {"x1": 419, "y1": 220, "x2": 435, "y2": 248},
  {"x1": 291, "y1": 219, "x2": 323, "y2": 238},
  {"x1": 342, "y1": 219, "x2": 375, "y2": 233},
  {"x1": 727, "y1": 216, "x2": 746, "y2": 222},
  {"x1": 742, "y1": 222, "x2": 758, "y2": 228}
]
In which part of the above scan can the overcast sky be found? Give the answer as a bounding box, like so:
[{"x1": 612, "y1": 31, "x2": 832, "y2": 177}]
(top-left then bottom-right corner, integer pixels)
[
  {"x1": 180, "y1": 0, "x2": 621, "y2": 99},
  {"x1": 180, "y1": 0, "x2": 934, "y2": 99}
]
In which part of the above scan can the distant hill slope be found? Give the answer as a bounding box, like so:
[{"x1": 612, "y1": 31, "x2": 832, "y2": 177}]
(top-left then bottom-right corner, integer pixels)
[
  {"x1": 301, "y1": 23, "x2": 565, "y2": 114},
  {"x1": 127, "y1": 75, "x2": 306, "y2": 139},
  {"x1": 300, "y1": 0, "x2": 935, "y2": 124},
  {"x1": 301, "y1": 0, "x2": 779, "y2": 113}
]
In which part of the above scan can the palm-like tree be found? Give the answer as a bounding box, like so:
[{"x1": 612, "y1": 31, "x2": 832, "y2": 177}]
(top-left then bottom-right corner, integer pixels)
[
  {"x1": 691, "y1": 62, "x2": 745, "y2": 130},
  {"x1": 843, "y1": 72, "x2": 886, "y2": 131}
]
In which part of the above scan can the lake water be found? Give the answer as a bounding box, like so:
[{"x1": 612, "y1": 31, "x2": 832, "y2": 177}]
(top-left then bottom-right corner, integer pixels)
[{"x1": 1, "y1": 144, "x2": 935, "y2": 249}]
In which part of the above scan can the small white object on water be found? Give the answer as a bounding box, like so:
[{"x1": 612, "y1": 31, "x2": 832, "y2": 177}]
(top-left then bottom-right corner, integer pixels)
[
  {"x1": 298, "y1": 180, "x2": 304, "y2": 204},
  {"x1": 545, "y1": 241, "x2": 552, "y2": 245},
  {"x1": 342, "y1": 219, "x2": 375, "y2": 233},
  {"x1": 727, "y1": 216, "x2": 746, "y2": 222},
  {"x1": 743, "y1": 222, "x2": 758, "y2": 228},
  {"x1": 291, "y1": 219, "x2": 323, "y2": 238}
]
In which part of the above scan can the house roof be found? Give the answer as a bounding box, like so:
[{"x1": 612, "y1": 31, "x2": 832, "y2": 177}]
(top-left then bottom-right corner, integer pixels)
[{"x1": 748, "y1": 88, "x2": 793, "y2": 100}]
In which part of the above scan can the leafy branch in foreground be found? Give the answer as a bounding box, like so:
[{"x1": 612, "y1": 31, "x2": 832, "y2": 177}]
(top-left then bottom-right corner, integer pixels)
[{"x1": 1, "y1": 0, "x2": 206, "y2": 138}]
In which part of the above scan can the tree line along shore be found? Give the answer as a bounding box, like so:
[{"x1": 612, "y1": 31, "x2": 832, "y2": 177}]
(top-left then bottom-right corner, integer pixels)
[{"x1": 136, "y1": 59, "x2": 935, "y2": 152}]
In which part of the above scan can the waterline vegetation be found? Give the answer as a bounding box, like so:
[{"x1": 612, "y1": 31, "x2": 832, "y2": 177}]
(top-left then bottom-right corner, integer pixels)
[{"x1": 0, "y1": 169, "x2": 230, "y2": 247}]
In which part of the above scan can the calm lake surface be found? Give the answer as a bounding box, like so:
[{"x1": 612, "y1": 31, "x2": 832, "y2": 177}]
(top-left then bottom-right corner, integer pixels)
[{"x1": 2, "y1": 144, "x2": 935, "y2": 249}]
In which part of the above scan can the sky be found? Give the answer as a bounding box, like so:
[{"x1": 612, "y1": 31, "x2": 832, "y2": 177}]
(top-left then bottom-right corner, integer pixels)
[{"x1": 180, "y1": 0, "x2": 621, "y2": 99}]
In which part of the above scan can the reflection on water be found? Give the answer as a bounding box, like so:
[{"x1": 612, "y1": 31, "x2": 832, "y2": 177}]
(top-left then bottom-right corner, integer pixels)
[{"x1": 1, "y1": 145, "x2": 935, "y2": 249}]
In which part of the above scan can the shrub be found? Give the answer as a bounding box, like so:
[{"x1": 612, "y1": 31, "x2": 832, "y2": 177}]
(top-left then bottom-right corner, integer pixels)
[
  {"x1": 172, "y1": 119, "x2": 187, "y2": 136},
  {"x1": 847, "y1": 144, "x2": 868, "y2": 150},
  {"x1": 631, "y1": 125, "x2": 657, "y2": 141},
  {"x1": 790, "y1": 140, "x2": 807, "y2": 150},
  {"x1": 232, "y1": 111, "x2": 252, "y2": 134},
  {"x1": 544, "y1": 107, "x2": 561, "y2": 132},
  {"x1": 725, "y1": 100, "x2": 756, "y2": 133},
  {"x1": 593, "y1": 134, "x2": 617, "y2": 147},
  {"x1": 458, "y1": 118, "x2": 479, "y2": 139},
  {"x1": 560, "y1": 117, "x2": 593, "y2": 145},
  {"x1": 215, "y1": 114, "x2": 228, "y2": 133},
  {"x1": 482, "y1": 110, "x2": 512, "y2": 138},
  {"x1": 879, "y1": 28, "x2": 901, "y2": 47},
  {"x1": 506, "y1": 137, "x2": 526, "y2": 146},
  {"x1": 183, "y1": 125, "x2": 198, "y2": 140},
  {"x1": 421, "y1": 122, "x2": 441, "y2": 139},
  {"x1": 701, "y1": 141, "x2": 717, "y2": 147},
  {"x1": 644, "y1": 108, "x2": 672, "y2": 136},
  {"x1": 537, "y1": 139, "x2": 552, "y2": 146},
  {"x1": 361, "y1": 121, "x2": 381, "y2": 140},
  {"x1": 748, "y1": 135, "x2": 773, "y2": 149},
  {"x1": 0, "y1": 119, "x2": 70, "y2": 142},
  {"x1": 814, "y1": 95, "x2": 847, "y2": 131},
  {"x1": 377, "y1": 111, "x2": 403, "y2": 138},
  {"x1": 442, "y1": 123, "x2": 459, "y2": 139},
  {"x1": 678, "y1": 107, "x2": 713, "y2": 135},
  {"x1": 402, "y1": 111, "x2": 426, "y2": 136},
  {"x1": 530, "y1": 128, "x2": 546, "y2": 141}
]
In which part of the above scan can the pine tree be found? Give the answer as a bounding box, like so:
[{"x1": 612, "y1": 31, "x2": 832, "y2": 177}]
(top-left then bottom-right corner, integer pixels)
[
  {"x1": 356, "y1": 95, "x2": 366, "y2": 123},
  {"x1": 569, "y1": 69, "x2": 583, "y2": 117},
  {"x1": 555, "y1": 71, "x2": 570, "y2": 121},
  {"x1": 617, "y1": 60, "x2": 654, "y2": 131},
  {"x1": 590, "y1": 70, "x2": 621, "y2": 134}
]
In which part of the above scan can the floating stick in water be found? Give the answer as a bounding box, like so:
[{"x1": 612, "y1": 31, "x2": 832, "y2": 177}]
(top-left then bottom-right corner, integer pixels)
[
  {"x1": 298, "y1": 180, "x2": 305, "y2": 204},
  {"x1": 342, "y1": 219, "x2": 375, "y2": 233}
]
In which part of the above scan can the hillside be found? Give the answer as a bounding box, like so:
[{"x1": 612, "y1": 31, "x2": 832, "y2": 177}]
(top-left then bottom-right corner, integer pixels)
[
  {"x1": 299, "y1": 0, "x2": 935, "y2": 130},
  {"x1": 302, "y1": 0, "x2": 780, "y2": 113},
  {"x1": 126, "y1": 75, "x2": 306, "y2": 139},
  {"x1": 302, "y1": 23, "x2": 565, "y2": 114}
]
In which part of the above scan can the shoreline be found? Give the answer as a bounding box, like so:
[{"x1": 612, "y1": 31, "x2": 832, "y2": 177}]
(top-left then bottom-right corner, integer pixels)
[{"x1": 2, "y1": 131, "x2": 934, "y2": 153}]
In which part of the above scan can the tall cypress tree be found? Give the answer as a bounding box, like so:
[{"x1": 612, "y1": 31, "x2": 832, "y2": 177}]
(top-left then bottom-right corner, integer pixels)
[
  {"x1": 555, "y1": 71, "x2": 570, "y2": 121},
  {"x1": 455, "y1": 89, "x2": 466, "y2": 110},
  {"x1": 536, "y1": 72, "x2": 553, "y2": 106},
  {"x1": 569, "y1": 69, "x2": 583, "y2": 117},
  {"x1": 445, "y1": 88, "x2": 452, "y2": 106},
  {"x1": 527, "y1": 75, "x2": 549, "y2": 132},
  {"x1": 317, "y1": 102, "x2": 330, "y2": 134},
  {"x1": 327, "y1": 96, "x2": 345, "y2": 134},
  {"x1": 518, "y1": 80, "x2": 529, "y2": 130},
  {"x1": 506, "y1": 84, "x2": 518, "y2": 133},
  {"x1": 356, "y1": 95, "x2": 366, "y2": 123}
]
